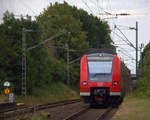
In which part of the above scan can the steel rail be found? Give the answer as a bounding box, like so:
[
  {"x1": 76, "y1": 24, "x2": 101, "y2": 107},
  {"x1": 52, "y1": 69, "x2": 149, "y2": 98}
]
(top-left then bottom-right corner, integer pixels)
[
  {"x1": 96, "y1": 107, "x2": 112, "y2": 120},
  {"x1": 1, "y1": 99, "x2": 81, "y2": 119},
  {"x1": 63, "y1": 107, "x2": 112, "y2": 120},
  {"x1": 63, "y1": 105, "x2": 89, "y2": 120}
]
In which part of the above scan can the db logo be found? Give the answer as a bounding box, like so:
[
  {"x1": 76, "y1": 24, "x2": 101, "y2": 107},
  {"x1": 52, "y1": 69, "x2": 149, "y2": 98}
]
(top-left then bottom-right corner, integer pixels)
[{"x1": 97, "y1": 82, "x2": 103, "y2": 86}]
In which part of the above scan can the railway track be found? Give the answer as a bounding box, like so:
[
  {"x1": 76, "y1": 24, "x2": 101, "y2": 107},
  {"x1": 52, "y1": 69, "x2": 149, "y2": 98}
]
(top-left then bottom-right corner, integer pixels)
[
  {"x1": 63, "y1": 106, "x2": 113, "y2": 120},
  {"x1": 0, "y1": 99, "x2": 81, "y2": 120},
  {"x1": 95, "y1": 108, "x2": 113, "y2": 120},
  {"x1": 0, "y1": 104, "x2": 27, "y2": 113}
]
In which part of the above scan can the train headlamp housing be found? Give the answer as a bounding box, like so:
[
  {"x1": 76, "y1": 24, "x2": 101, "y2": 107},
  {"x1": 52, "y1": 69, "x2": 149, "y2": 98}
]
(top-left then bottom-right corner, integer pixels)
[
  {"x1": 82, "y1": 81, "x2": 88, "y2": 86},
  {"x1": 113, "y1": 81, "x2": 118, "y2": 86}
]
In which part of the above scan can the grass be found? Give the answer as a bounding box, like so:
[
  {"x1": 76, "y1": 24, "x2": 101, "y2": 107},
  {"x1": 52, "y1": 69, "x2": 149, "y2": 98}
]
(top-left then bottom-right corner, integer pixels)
[
  {"x1": 111, "y1": 96, "x2": 150, "y2": 120},
  {"x1": 16, "y1": 82, "x2": 79, "y2": 105},
  {"x1": 31, "y1": 113, "x2": 48, "y2": 120}
]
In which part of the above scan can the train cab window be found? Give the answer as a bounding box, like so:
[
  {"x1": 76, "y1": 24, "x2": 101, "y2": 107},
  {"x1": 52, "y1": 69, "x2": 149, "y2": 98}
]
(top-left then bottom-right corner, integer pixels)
[
  {"x1": 88, "y1": 61, "x2": 112, "y2": 74},
  {"x1": 87, "y1": 61, "x2": 113, "y2": 82}
]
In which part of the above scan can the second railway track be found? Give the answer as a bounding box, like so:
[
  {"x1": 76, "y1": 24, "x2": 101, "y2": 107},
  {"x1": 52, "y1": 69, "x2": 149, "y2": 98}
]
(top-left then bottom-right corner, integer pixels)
[
  {"x1": 0, "y1": 99, "x2": 81, "y2": 120},
  {"x1": 63, "y1": 106, "x2": 113, "y2": 120}
]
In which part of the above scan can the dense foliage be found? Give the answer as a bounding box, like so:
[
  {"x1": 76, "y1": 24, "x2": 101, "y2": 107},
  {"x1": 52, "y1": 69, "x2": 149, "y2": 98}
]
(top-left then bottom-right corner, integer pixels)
[
  {"x1": 0, "y1": 12, "x2": 50, "y2": 94},
  {"x1": 0, "y1": 2, "x2": 114, "y2": 95},
  {"x1": 135, "y1": 42, "x2": 150, "y2": 97}
]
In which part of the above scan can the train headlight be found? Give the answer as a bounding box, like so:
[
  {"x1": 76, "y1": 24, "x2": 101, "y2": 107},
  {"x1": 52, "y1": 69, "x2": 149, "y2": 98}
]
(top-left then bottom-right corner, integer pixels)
[
  {"x1": 82, "y1": 81, "x2": 88, "y2": 86},
  {"x1": 113, "y1": 81, "x2": 118, "y2": 86}
]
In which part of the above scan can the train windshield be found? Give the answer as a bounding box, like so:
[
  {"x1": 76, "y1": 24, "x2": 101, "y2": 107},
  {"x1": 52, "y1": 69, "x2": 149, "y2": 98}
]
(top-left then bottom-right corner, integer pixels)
[
  {"x1": 88, "y1": 61, "x2": 113, "y2": 82},
  {"x1": 88, "y1": 61, "x2": 112, "y2": 74}
]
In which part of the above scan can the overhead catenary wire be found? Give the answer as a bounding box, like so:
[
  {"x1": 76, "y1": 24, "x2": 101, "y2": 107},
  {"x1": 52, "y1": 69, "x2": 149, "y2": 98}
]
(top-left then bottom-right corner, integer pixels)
[
  {"x1": 114, "y1": 25, "x2": 135, "y2": 49},
  {"x1": 108, "y1": 0, "x2": 117, "y2": 27},
  {"x1": 112, "y1": 31, "x2": 129, "y2": 44},
  {"x1": 123, "y1": 59, "x2": 135, "y2": 61},
  {"x1": 113, "y1": 43, "x2": 132, "y2": 46},
  {"x1": 18, "y1": 0, "x2": 38, "y2": 16},
  {"x1": 118, "y1": 49, "x2": 135, "y2": 61},
  {"x1": 119, "y1": 56, "x2": 135, "y2": 68},
  {"x1": 126, "y1": 63, "x2": 136, "y2": 68},
  {"x1": 95, "y1": 0, "x2": 134, "y2": 64},
  {"x1": 117, "y1": 47, "x2": 135, "y2": 58},
  {"x1": 117, "y1": 46, "x2": 135, "y2": 58},
  {"x1": 69, "y1": 56, "x2": 82, "y2": 64},
  {"x1": 26, "y1": 29, "x2": 68, "y2": 51},
  {"x1": 96, "y1": 0, "x2": 101, "y2": 15},
  {"x1": 116, "y1": 25, "x2": 133, "y2": 29},
  {"x1": 87, "y1": 0, "x2": 98, "y2": 15},
  {"x1": 112, "y1": 30, "x2": 135, "y2": 49},
  {"x1": 90, "y1": 0, "x2": 135, "y2": 73},
  {"x1": 81, "y1": 0, "x2": 94, "y2": 15}
]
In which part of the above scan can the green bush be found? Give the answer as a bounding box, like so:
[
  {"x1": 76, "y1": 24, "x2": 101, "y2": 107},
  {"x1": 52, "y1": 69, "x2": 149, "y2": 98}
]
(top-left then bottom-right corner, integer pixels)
[{"x1": 134, "y1": 46, "x2": 150, "y2": 98}]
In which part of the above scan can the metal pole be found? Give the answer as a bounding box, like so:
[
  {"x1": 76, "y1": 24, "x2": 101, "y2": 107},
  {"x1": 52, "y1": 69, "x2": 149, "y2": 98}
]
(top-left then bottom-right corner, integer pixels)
[
  {"x1": 66, "y1": 44, "x2": 70, "y2": 85},
  {"x1": 136, "y1": 21, "x2": 138, "y2": 77},
  {"x1": 140, "y1": 47, "x2": 142, "y2": 76},
  {"x1": 21, "y1": 29, "x2": 67, "y2": 96},
  {"x1": 140, "y1": 43, "x2": 144, "y2": 76},
  {"x1": 22, "y1": 28, "x2": 26, "y2": 96}
]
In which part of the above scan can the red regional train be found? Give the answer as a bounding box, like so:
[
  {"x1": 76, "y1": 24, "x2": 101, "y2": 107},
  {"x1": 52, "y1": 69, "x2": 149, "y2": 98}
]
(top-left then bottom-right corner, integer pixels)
[{"x1": 80, "y1": 49, "x2": 130, "y2": 107}]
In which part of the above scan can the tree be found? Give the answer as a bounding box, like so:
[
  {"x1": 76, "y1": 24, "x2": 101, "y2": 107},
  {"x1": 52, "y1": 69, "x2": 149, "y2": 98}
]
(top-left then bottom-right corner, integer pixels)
[
  {"x1": 36, "y1": 2, "x2": 115, "y2": 86},
  {"x1": 37, "y1": 2, "x2": 90, "y2": 85},
  {"x1": 37, "y1": 2, "x2": 89, "y2": 61},
  {"x1": 70, "y1": 6, "x2": 114, "y2": 49},
  {"x1": 0, "y1": 2, "x2": 115, "y2": 94},
  {"x1": 0, "y1": 12, "x2": 50, "y2": 94}
]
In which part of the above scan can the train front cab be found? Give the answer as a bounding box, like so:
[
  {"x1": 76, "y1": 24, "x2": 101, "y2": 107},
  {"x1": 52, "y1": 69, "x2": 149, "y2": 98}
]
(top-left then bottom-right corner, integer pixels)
[{"x1": 80, "y1": 53, "x2": 123, "y2": 106}]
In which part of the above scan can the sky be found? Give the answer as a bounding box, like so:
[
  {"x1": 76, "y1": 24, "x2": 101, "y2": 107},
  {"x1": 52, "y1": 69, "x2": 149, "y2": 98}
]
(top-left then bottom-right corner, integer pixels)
[{"x1": 0, "y1": 0, "x2": 150, "y2": 74}]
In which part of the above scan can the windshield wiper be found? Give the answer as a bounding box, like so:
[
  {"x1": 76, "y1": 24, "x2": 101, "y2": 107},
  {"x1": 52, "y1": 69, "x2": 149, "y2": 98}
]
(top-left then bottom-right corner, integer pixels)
[{"x1": 94, "y1": 73, "x2": 108, "y2": 77}]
